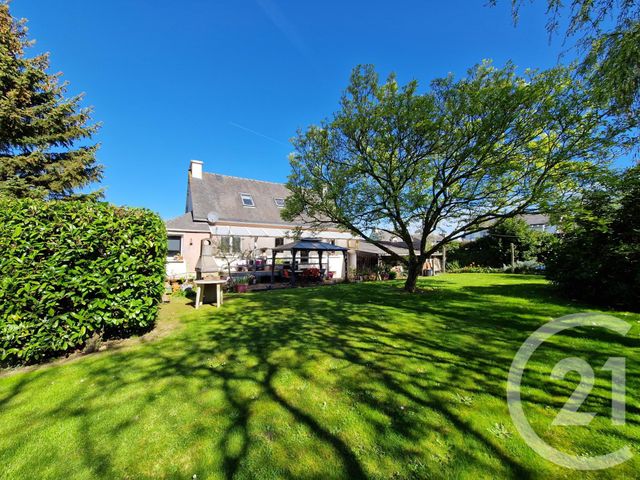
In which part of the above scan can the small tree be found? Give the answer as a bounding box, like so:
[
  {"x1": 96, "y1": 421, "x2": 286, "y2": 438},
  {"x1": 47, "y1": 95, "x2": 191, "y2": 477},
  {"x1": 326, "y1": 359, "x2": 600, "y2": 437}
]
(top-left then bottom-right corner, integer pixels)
[
  {"x1": 210, "y1": 236, "x2": 254, "y2": 278},
  {"x1": 283, "y1": 63, "x2": 620, "y2": 292},
  {"x1": 0, "y1": 3, "x2": 102, "y2": 199}
]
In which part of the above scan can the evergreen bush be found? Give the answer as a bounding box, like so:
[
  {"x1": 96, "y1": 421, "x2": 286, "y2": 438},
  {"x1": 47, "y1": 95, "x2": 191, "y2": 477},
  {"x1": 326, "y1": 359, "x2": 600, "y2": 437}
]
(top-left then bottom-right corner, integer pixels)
[{"x1": 0, "y1": 199, "x2": 167, "y2": 365}]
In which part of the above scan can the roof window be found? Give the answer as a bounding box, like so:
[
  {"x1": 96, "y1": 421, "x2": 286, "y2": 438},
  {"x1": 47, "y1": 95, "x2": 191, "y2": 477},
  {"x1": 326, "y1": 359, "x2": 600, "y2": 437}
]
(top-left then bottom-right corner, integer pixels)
[{"x1": 240, "y1": 193, "x2": 255, "y2": 207}]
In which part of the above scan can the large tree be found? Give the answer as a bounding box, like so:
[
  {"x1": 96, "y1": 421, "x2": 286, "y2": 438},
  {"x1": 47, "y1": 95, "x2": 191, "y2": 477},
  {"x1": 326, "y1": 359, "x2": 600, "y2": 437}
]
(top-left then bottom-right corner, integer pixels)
[
  {"x1": 0, "y1": 2, "x2": 101, "y2": 199},
  {"x1": 283, "y1": 63, "x2": 620, "y2": 292},
  {"x1": 494, "y1": 0, "x2": 639, "y2": 144}
]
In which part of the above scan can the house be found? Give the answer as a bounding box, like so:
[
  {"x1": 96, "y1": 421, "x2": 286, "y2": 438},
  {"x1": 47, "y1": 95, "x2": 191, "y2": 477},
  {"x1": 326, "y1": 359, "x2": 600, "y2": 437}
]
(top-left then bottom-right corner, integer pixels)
[
  {"x1": 165, "y1": 160, "x2": 390, "y2": 279},
  {"x1": 366, "y1": 229, "x2": 447, "y2": 273},
  {"x1": 521, "y1": 214, "x2": 557, "y2": 233}
]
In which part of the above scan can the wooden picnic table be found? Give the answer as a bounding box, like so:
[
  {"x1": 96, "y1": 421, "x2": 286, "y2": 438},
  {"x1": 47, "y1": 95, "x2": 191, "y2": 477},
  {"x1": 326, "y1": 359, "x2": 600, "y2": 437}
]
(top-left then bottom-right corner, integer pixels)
[{"x1": 194, "y1": 279, "x2": 226, "y2": 309}]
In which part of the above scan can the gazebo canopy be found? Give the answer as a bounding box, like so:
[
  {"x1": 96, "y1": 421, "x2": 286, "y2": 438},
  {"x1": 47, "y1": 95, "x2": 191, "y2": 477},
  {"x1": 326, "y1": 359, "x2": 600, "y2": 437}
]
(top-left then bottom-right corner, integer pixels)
[
  {"x1": 270, "y1": 238, "x2": 349, "y2": 286},
  {"x1": 272, "y1": 238, "x2": 348, "y2": 253}
]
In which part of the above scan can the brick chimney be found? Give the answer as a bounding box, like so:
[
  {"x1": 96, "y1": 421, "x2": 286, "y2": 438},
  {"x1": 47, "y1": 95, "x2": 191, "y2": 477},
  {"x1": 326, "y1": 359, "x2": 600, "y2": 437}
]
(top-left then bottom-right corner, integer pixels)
[{"x1": 190, "y1": 159, "x2": 203, "y2": 180}]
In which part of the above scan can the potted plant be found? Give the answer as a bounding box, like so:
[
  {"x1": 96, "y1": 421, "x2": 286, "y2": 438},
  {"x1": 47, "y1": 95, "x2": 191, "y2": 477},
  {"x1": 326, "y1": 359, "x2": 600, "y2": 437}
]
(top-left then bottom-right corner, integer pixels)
[
  {"x1": 169, "y1": 275, "x2": 181, "y2": 293},
  {"x1": 234, "y1": 275, "x2": 250, "y2": 293},
  {"x1": 348, "y1": 268, "x2": 359, "y2": 282},
  {"x1": 301, "y1": 267, "x2": 321, "y2": 283}
]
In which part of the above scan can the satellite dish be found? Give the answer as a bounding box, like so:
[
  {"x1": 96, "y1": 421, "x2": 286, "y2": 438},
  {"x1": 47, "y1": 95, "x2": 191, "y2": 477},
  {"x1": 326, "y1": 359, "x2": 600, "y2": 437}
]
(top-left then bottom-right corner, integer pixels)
[{"x1": 207, "y1": 212, "x2": 219, "y2": 224}]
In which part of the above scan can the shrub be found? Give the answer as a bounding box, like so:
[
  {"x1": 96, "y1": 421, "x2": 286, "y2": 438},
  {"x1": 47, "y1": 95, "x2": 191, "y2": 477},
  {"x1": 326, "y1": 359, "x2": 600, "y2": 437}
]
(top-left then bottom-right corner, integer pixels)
[
  {"x1": 445, "y1": 260, "x2": 460, "y2": 271},
  {"x1": 448, "y1": 265, "x2": 502, "y2": 274},
  {"x1": 448, "y1": 218, "x2": 557, "y2": 268},
  {"x1": 503, "y1": 260, "x2": 544, "y2": 274},
  {"x1": 234, "y1": 275, "x2": 251, "y2": 285},
  {"x1": 0, "y1": 198, "x2": 167, "y2": 365},
  {"x1": 449, "y1": 260, "x2": 543, "y2": 274},
  {"x1": 546, "y1": 166, "x2": 640, "y2": 311}
]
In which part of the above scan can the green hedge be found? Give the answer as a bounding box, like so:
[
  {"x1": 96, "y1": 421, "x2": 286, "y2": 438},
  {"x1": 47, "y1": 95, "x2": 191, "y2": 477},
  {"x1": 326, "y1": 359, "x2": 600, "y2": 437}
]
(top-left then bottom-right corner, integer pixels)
[
  {"x1": 545, "y1": 166, "x2": 640, "y2": 312},
  {"x1": 0, "y1": 199, "x2": 167, "y2": 365}
]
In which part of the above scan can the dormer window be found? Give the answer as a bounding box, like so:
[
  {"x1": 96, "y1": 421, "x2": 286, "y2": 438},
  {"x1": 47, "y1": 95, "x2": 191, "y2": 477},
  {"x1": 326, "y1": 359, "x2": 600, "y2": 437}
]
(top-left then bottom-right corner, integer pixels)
[
  {"x1": 240, "y1": 193, "x2": 255, "y2": 207},
  {"x1": 274, "y1": 197, "x2": 285, "y2": 208}
]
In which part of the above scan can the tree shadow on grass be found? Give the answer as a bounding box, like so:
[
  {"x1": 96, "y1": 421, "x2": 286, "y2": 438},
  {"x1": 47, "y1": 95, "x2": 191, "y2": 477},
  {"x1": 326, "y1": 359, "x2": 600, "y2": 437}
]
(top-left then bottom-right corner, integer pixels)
[{"x1": 0, "y1": 277, "x2": 638, "y2": 479}]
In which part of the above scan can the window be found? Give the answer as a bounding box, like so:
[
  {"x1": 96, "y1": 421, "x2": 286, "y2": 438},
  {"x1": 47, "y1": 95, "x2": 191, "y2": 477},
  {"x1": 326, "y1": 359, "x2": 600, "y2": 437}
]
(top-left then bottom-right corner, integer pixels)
[
  {"x1": 275, "y1": 237, "x2": 284, "y2": 247},
  {"x1": 240, "y1": 193, "x2": 255, "y2": 207},
  {"x1": 299, "y1": 251, "x2": 309, "y2": 264},
  {"x1": 220, "y1": 235, "x2": 242, "y2": 254},
  {"x1": 167, "y1": 235, "x2": 182, "y2": 257},
  {"x1": 274, "y1": 197, "x2": 285, "y2": 208}
]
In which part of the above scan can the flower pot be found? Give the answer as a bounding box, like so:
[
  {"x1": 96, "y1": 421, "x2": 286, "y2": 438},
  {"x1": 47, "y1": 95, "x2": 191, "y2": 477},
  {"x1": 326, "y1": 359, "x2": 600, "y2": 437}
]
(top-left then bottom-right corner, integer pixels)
[{"x1": 235, "y1": 284, "x2": 248, "y2": 293}]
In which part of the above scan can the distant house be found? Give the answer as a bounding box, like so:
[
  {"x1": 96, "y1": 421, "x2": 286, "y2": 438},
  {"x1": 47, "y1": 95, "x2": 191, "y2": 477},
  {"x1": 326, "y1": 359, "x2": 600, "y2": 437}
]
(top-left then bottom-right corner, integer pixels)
[
  {"x1": 164, "y1": 160, "x2": 408, "y2": 278},
  {"x1": 340, "y1": 228, "x2": 445, "y2": 274},
  {"x1": 522, "y1": 214, "x2": 557, "y2": 233}
]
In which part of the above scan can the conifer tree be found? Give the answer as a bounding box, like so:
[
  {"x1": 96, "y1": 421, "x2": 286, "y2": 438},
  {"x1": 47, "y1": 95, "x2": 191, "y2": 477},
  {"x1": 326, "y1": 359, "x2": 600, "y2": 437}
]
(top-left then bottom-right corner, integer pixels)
[{"x1": 0, "y1": 2, "x2": 102, "y2": 199}]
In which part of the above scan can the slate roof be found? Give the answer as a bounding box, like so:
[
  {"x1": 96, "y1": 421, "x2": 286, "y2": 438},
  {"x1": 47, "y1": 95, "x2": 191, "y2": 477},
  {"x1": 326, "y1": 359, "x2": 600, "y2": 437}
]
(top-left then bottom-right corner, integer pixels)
[
  {"x1": 164, "y1": 212, "x2": 209, "y2": 232},
  {"x1": 357, "y1": 241, "x2": 410, "y2": 256},
  {"x1": 485, "y1": 214, "x2": 551, "y2": 227},
  {"x1": 521, "y1": 214, "x2": 550, "y2": 226},
  {"x1": 189, "y1": 173, "x2": 298, "y2": 226}
]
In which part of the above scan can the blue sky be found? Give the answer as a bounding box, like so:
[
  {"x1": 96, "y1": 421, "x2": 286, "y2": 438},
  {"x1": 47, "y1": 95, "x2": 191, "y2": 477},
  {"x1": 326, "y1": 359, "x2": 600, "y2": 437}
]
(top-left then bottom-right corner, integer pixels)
[{"x1": 11, "y1": 1, "x2": 620, "y2": 219}]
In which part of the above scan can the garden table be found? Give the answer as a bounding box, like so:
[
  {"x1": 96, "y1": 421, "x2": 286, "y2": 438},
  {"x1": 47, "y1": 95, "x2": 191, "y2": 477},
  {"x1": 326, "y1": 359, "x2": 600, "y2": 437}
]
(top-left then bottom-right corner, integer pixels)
[{"x1": 194, "y1": 279, "x2": 226, "y2": 309}]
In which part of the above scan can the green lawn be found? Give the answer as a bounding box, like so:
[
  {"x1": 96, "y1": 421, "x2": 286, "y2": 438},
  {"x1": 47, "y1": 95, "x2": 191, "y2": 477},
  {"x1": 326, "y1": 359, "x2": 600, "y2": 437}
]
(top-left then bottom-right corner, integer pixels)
[{"x1": 1, "y1": 274, "x2": 638, "y2": 479}]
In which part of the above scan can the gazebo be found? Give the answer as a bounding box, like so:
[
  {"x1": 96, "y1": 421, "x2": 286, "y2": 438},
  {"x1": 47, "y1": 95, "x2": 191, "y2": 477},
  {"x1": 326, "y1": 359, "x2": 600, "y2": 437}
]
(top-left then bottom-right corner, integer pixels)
[{"x1": 270, "y1": 238, "x2": 349, "y2": 286}]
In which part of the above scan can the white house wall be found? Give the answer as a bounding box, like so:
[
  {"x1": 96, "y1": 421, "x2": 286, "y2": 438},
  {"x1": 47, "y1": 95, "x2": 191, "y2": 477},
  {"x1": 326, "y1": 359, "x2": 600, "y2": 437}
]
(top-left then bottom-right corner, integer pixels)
[
  {"x1": 165, "y1": 231, "x2": 351, "y2": 279},
  {"x1": 165, "y1": 231, "x2": 211, "y2": 279}
]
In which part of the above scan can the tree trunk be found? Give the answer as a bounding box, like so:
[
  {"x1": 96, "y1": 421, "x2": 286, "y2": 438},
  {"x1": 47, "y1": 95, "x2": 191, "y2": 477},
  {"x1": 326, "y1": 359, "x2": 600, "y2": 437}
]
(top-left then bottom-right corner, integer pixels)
[{"x1": 403, "y1": 259, "x2": 421, "y2": 292}]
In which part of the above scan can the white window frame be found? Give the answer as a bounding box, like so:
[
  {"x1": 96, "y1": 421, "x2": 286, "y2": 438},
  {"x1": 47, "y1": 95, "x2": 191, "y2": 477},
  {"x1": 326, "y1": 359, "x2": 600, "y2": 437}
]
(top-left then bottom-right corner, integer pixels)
[
  {"x1": 274, "y1": 197, "x2": 285, "y2": 208},
  {"x1": 167, "y1": 235, "x2": 183, "y2": 258},
  {"x1": 219, "y1": 235, "x2": 242, "y2": 254},
  {"x1": 240, "y1": 193, "x2": 255, "y2": 207}
]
